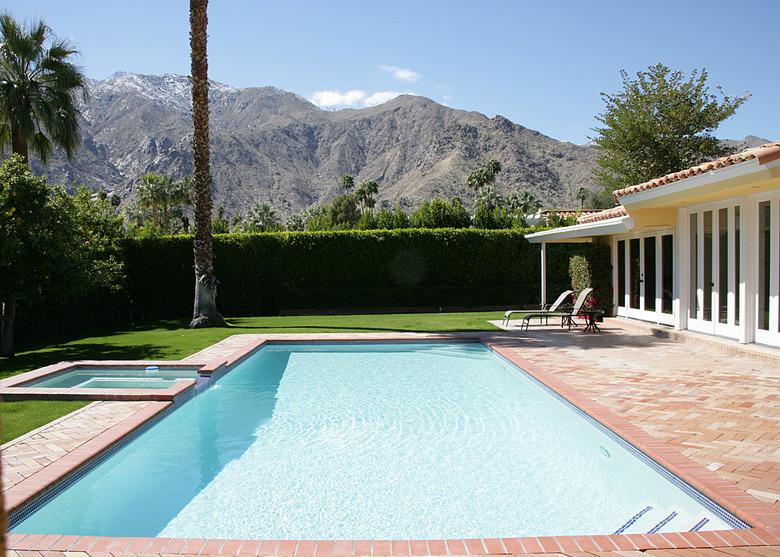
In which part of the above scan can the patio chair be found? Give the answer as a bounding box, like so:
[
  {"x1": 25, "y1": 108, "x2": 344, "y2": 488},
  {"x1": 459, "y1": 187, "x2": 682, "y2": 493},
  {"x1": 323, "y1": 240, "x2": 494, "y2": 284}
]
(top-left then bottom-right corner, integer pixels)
[
  {"x1": 519, "y1": 287, "x2": 593, "y2": 331},
  {"x1": 502, "y1": 290, "x2": 573, "y2": 327}
]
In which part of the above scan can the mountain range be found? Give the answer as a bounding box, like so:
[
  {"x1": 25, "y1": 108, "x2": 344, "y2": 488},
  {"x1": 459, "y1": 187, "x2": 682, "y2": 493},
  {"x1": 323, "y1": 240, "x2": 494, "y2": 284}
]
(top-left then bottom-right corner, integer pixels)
[{"x1": 30, "y1": 72, "x2": 767, "y2": 217}]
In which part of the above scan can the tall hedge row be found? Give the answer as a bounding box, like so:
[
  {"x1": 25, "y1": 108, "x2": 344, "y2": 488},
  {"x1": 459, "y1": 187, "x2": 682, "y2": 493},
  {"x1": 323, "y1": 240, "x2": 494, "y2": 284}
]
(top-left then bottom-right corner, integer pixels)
[
  {"x1": 124, "y1": 229, "x2": 611, "y2": 320},
  {"x1": 15, "y1": 229, "x2": 612, "y2": 341}
]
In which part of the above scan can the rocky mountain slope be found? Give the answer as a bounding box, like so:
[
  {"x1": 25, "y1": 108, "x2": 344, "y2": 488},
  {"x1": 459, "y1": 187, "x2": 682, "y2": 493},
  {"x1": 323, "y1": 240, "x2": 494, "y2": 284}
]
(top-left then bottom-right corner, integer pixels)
[{"x1": 31, "y1": 72, "x2": 762, "y2": 217}]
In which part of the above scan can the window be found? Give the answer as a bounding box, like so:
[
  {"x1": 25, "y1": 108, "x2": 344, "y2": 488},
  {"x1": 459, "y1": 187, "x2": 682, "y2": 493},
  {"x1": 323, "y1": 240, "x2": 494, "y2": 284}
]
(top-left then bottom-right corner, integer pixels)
[
  {"x1": 644, "y1": 236, "x2": 656, "y2": 312},
  {"x1": 662, "y1": 235, "x2": 673, "y2": 314}
]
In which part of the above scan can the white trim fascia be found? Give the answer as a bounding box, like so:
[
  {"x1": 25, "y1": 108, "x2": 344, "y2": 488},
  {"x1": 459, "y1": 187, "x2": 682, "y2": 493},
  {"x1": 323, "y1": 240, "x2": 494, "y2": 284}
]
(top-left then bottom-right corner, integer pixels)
[
  {"x1": 525, "y1": 216, "x2": 634, "y2": 243},
  {"x1": 617, "y1": 159, "x2": 763, "y2": 209}
]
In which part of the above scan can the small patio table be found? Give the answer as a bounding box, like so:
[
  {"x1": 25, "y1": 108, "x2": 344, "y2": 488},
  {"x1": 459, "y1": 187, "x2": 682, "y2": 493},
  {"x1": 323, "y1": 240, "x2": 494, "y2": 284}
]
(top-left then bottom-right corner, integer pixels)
[{"x1": 581, "y1": 309, "x2": 604, "y2": 333}]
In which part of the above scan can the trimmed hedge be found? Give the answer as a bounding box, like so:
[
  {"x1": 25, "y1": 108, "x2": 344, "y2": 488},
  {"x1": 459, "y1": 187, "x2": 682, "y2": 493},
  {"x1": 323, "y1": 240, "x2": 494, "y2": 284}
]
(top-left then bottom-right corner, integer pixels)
[
  {"x1": 14, "y1": 229, "x2": 612, "y2": 341},
  {"x1": 124, "y1": 229, "x2": 611, "y2": 320}
]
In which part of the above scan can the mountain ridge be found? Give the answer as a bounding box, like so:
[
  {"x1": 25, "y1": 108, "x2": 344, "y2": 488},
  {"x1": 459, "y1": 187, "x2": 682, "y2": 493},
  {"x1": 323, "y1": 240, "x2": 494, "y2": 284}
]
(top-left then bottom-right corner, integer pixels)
[{"x1": 31, "y1": 72, "x2": 766, "y2": 217}]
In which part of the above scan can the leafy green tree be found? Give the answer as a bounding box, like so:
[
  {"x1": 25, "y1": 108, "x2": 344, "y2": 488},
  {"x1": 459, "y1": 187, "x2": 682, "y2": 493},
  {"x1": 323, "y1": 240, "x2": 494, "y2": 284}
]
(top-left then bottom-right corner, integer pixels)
[
  {"x1": 473, "y1": 204, "x2": 513, "y2": 229},
  {"x1": 327, "y1": 194, "x2": 360, "y2": 228},
  {"x1": 212, "y1": 205, "x2": 229, "y2": 233},
  {"x1": 375, "y1": 205, "x2": 411, "y2": 229},
  {"x1": 466, "y1": 159, "x2": 502, "y2": 191},
  {"x1": 0, "y1": 156, "x2": 123, "y2": 355},
  {"x1": 240, "y1": 202, "x2": 282, "y2": 232},
  {"x1": 411, "y1": 197, "x2": 471, "y2": 229},
  {"x1": 0, "y1": 14, "x2": 88, "y2": 163},
  {"x1": 593, "y1": 63, "x2": 749, "y2": 194}
]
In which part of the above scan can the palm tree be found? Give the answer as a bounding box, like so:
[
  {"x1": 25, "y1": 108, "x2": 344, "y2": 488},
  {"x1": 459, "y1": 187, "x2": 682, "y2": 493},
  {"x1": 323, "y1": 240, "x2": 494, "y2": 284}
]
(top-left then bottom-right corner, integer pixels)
[
  {"x1": 508, "y1": 189, "x2": 542, "y2": 216},
  {"x1": 0, "y1": 14, "x2": 88, "y2": 163},
  {"x1": 189, "y1": 0, "x2": 223, "y2": 327},
  {"x1": 355, "y1": 180, "x2": 379, "y2": 214},
  {"x1": 242, "y1": 202, "x2": 281, "y2": 232},
  {"x1": 576, "y1": 186, "x2": 590, "y2": 209},
  {"x1": 466, "y1": 159, "x2": 502, "y2": 191},
  {"x1": 340, "y1": 174, "x2": 355, "y2": 192}
]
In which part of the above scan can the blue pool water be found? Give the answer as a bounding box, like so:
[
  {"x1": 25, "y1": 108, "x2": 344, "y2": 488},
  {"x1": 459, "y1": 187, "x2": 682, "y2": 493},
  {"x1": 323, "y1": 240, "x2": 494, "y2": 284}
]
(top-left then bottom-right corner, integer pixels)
[
  {"x1": 12, "y1": 343, "x2": 740, "y2": 538},
  {"x1": 27, "y1": 367, "x2": 200, "y2": 389}
]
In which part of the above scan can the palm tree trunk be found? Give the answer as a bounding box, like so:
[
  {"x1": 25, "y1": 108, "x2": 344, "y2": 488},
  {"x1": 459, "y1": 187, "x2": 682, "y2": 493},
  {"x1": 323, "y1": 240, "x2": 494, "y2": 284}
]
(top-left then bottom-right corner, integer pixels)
[
  {"x1": 0, "y1": 299, "x2": 15, "y2": 357},
  {"x1": 189, "y1": 0, "x2": 223, "y2": 328},
  {"x1": 10, "y1": 125, "x2": 28, "y2": 163}
]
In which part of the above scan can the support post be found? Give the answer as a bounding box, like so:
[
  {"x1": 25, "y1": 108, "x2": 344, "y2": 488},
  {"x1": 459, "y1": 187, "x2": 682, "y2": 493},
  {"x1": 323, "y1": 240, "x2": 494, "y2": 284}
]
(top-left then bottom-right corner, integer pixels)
[{"x1": 541, "y1": 241, "x2": 547, "y2": 306}]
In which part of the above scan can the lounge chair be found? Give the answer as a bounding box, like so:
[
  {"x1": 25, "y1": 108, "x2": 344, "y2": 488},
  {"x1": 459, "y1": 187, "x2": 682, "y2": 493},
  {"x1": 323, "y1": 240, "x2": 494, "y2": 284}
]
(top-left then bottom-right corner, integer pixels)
[
  {"x1": 502, "y1": 290, "x2": 573, "y2": 327},
  {"x1": 520, "y1": 287, "x2": 593, "y2": 331}
]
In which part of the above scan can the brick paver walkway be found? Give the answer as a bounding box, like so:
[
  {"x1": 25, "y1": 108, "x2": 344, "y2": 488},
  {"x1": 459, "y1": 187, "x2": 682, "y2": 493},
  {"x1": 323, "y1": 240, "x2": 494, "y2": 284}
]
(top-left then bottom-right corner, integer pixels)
[
  {"x1": 1, "y1": 401, "x2": 152, "y2": 490},
  {"x1": 488, "y1": 319, "x2": 780, "y2": 512}
]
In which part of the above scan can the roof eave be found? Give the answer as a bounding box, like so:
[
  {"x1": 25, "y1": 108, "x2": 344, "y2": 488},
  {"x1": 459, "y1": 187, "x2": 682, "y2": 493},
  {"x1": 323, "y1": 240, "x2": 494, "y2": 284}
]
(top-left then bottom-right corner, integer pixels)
[
  {"x1": 615, "y1": 158, "x2": 765, "y2": 209},
  {"x1": 525, "y1": 215, "x2": 634, "y2": 243}
]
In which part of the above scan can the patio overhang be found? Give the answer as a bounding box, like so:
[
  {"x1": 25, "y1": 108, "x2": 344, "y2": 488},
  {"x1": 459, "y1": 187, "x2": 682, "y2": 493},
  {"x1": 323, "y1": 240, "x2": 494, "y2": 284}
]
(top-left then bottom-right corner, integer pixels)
[{"x1": 525, "y1": 214, "x2": 634, "y2": 244}]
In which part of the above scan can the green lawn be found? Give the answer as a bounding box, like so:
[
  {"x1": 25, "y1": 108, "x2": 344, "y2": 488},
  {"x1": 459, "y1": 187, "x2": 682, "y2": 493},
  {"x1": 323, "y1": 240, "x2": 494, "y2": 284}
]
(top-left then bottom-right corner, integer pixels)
[
  {"x1": 0, "y1": 311, "x2": 504, "y2": 442},
  {"x1": 2, "y1": 400, "x2": 90, "y2": 444}
]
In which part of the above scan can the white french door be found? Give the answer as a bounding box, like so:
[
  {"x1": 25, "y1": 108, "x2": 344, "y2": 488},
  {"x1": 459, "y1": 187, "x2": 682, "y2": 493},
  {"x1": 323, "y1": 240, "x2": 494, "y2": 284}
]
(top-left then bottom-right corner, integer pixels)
[
  {"x1": 615, "y1": 231, "x2": 675, "y2": 325},
  {"x1": 754, "y1": 194, "x2": 780, "y2": 346},
  {"x1": 686, "y1": 202, "x2": 741, "y2": 339}
]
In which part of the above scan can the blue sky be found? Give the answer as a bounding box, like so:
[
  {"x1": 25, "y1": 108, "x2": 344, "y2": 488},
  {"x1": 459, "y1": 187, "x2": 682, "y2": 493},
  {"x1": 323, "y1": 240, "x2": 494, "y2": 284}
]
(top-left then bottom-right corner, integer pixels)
[{"x1": 5, "y1": 0, "x2": 778, "y2": 144}]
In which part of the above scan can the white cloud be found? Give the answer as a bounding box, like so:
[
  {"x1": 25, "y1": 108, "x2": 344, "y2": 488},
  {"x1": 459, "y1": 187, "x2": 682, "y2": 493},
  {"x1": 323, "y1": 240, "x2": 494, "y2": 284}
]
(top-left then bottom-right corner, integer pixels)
[
  {"x1": 309, "y1": 89, "x2": 367, "y2": 109},
  {"x1": 380, "y1": 65, "x2": 421, "y2": 83},
  {"x1": 309, "y1": 89, "x2": 410, "y2": 109},
  {"x1": 363, "y1": 91, "x2": 403, "y2": 107}
]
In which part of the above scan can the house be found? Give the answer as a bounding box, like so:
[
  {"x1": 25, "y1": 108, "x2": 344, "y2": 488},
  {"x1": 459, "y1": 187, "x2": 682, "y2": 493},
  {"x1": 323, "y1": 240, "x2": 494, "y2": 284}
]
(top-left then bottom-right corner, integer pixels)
[{"x1": 526, "y1": 141, "x2": 780, "y2": 347}]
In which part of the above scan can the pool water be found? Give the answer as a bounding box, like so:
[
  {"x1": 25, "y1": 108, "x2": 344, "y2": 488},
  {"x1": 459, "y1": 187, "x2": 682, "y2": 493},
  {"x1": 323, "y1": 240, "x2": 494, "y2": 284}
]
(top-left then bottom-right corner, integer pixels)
[
  {"x1": 12, "y1": 343, "x2": 740, "y2": 538},
  {"x1": 27, "y1": 367, "x2": 200, "y2": 389}
]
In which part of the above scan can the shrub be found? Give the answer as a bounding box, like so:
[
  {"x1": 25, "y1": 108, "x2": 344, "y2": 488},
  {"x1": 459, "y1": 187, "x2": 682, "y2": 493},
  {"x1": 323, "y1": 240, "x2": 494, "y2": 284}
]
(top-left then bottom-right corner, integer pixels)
[
  {"x1": 568, "y1": 255, "x2": 593, "y2": 309},
  {"x1": 410, "y1": 197, "x2": 471, "y2": 228}
]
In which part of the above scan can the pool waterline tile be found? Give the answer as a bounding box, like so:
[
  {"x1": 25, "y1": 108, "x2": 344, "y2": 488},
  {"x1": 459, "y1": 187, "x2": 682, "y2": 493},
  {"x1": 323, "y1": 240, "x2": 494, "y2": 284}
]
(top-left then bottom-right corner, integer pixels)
[{"x1": 5, "y1": 330, "x2": 780, "y2": 556}]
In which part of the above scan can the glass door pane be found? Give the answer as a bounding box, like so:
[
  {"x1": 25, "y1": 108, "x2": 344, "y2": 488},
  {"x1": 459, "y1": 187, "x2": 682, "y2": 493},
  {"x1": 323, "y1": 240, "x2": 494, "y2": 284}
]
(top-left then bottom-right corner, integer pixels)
[
  {"x1": 662, "y1": 234, "x2": 673, "y2": 314},
  {"x1": 735, "y1": 207, "x2": 740, "y2": 326},
  {"x1": 644, "y1": 236, "x2": 656, "y2": 312},
  {"x1": 759, "y1": 201, "x2": 771, "y2": 330},
  {"x1": 630, "y1": 238, "x2": 640, "y2": 309},
  {"x1": 703, "y1": 211, "x2": 713, "y2": 322},
  {"x1": 617, "y1": 240, "x2": 626, "y2": 308},
  {"x1": 689, "y1": 213, "x2": 698, "y2": 318},
  {"x1": 718, "y1": 208, "x2": 728, "y2": 324}
]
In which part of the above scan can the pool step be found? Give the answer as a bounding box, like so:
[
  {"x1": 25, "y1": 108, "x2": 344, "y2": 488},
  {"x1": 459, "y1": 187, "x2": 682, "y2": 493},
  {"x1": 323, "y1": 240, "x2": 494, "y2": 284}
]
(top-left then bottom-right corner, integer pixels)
[{"x1": 616, "y1": 507, "x2": 705, "y2": 535}]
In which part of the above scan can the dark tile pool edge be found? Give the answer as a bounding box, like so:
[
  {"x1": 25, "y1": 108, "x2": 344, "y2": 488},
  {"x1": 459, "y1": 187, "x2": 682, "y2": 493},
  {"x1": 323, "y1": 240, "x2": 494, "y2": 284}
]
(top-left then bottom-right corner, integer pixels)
[{"x1": 5, "y1": 332, "x2": 780, "y2": 556}]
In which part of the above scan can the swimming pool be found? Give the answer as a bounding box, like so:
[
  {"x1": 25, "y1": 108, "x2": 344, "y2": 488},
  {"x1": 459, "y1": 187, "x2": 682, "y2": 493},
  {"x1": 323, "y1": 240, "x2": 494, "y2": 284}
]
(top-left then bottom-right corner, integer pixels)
[
  {"x1": 11, "y1": 342, "x2": 744, "y2": 539},
  {"x1": 24, "y1": 366, "x2": 201, "y2": 389}
]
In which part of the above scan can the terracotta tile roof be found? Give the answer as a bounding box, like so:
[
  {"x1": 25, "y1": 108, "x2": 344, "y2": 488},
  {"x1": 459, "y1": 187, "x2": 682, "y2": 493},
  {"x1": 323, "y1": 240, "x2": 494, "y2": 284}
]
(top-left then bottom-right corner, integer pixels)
[
  {"x1": 541, "y1": 209, "x2": 602, "y2": 220},
  {"x1": 613, "y1": 141, "x2": 780, "y2": 199},
  {"x1": 576, "y1": 206, "x2": 628, "y2": 224}
]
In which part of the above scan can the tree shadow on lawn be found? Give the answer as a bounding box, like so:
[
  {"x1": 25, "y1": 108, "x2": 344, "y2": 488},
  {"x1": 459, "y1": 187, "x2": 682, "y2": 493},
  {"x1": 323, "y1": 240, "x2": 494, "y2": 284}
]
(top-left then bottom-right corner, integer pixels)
[{"x1": 0, "y1": 342, "x2": 172, "y2": 380}]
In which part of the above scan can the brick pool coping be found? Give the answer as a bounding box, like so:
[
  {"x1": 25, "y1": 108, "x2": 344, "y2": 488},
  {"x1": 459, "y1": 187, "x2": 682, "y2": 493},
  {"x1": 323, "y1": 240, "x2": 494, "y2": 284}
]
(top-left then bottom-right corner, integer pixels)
[
  {"x1": 5, "y1": 332, "x2": 780, "y2": 555},
  {"x1": 0, "y1": 358, "x2": 227, "y2": 401}
]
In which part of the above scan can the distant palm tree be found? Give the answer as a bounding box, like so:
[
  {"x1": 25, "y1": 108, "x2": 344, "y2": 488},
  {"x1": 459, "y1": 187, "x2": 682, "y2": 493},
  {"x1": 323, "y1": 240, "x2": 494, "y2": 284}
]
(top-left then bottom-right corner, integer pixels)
[
  {"x1": 355, "y1": 180, "x2": 379, "y2": 214},
  {"x1": 466, "y1": 159, "x2": 502, "y2": 191},
  {"x1": 508, "y1": 189, "x2": 542, "y2": 216},
  {"x1": 189, "y1": 0, "x2": 223, "y2": 328},
  {"x1": 0, "y1": 14, "x2": 88, "y2": 163},
  {"x1": 340, "y1": 174, "x2": 355, "y2": 191},
  {"x1": 576, "y1": 187, "x2": 590, "y2": 209},
  {"x1": 243, "y1": 202, "x2": 281, "y2": 232}
]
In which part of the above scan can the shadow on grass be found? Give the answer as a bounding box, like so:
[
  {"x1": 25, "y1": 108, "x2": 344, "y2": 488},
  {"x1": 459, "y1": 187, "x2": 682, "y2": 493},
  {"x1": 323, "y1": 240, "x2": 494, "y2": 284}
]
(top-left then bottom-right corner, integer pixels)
[{"x1": 0, "y1": 342, "x2": 171, "y2": 380}]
